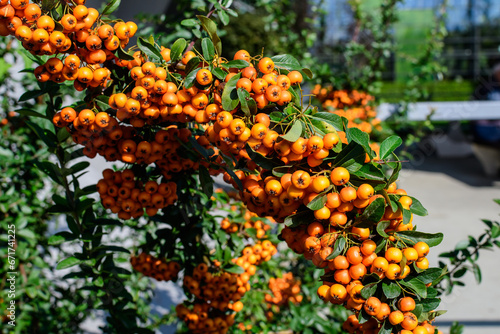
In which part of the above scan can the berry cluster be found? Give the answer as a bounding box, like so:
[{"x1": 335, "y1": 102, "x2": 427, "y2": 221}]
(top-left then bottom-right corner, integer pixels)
[
  {"x1": 265, "y1": 272, "x2": 302, "y2": 308},
  {"x1": 0, "y1": 1, "x2": 137, "y2": 90},
  {"x1": 130, "y1": 253, "x2": 180, "y2": 281},
  {"x1": 220, "y1": 212, "x2": 272, "y2": 238},
  {"x1": 175, "y1": 303, "x2": 234, "y2": 334},
  {"x1": 97, "y1": 168, "x2": 178, "y2": 219}
]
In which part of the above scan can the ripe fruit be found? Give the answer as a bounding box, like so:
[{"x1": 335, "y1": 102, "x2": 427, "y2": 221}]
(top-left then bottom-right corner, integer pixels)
[
  {"x1": 398, "y1": 297, "x2": 416, "y2": 312},
  {"x1": 329, "y1": 284, "x2": 347, "y2": 304},
  {"x1": 414, "y1": 241, "x2": 430, "y2": 258},
  {"x1": 385, "y1": 247, "x2": 403, "y2": 264},
  {"x1": 364, "y1": 297, "x2": 381, "y2": 316},
  {"x1": 330, "y1": 167, "x2": 350, "y2": 186},
  {"x1": 389, "y1": 310, "x2": 404, "y2": 325}
]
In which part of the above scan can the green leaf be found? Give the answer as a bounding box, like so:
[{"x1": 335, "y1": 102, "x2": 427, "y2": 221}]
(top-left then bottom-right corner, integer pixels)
[
  {"x1": 272, "y1": 165, "x2": 292, "y2": 177},
  {"x1": 0, "y1": 147, "x2": 13, "y2": 158},
  {"x1": 34, "y1": 160, "x2": 62, "y2": 185},
  {"x1": 357, "y1": 309, "x2": 371, "y2": 324},
  {"x1": 351, "y1": 163, "x2": 386, "y2": 183},
  {"x1": 360, "y1": 282, "x2": 378, "y2": 299},
  {"x1": 346, "y1": 127, "x2": 372, "y2": 156},
  {"x1": 25, "y1": 286, "x2": 37, "y2": 299},
  {"x1": 212, "y1": 67, "x2": 226, "y2": 80},
  {"x1": 284, "y1": 210, "x2": 315, "y2": 228},
  {"x1": 326, "y1": 236, "x2": 346, "y2": 260},
  {"x1": 420, "y1": 298, "x2": 441, "y2": 312},
  {"x1": 378, "y1": 321, "x2": 393, "y2": 334},
  {"x1": 270, "y1": 54, "x2": 312, "y2": 79},
  {"x1": 19, "y1": 90, "x2": 44, "y2": 102},
  {"x1": 114, "y1": 45, "x2": 135, "y2": 60},
  {"x1": 201, "y1": 38, "x2": 215, "y2": 60},
  {"x1": 181, "y1": 18, "x2": 198, "y2": 27},
  {"x1": 387, "y1": 155, "x2": 402, "y2": 186},
  {"x1": 449, "y1": 321, "x2": 463, "y2": 334},
  {"x1": 417, "y1": 267, "x2": 445, "y2": 284},
  {"x1": 281, "y1": 120, "x2": 303, "y2": 142},
  {"x1": 402, "y1": 207, "x2": 412, "y2": 225},
  {"x1": 382, "y1": 281, "x2": 401, "y2": 299},
  {"x1": 379, "y1": 135, "x2": 403, "y2": 160},
  {"x1": 223, "y1": 264, "x2": 245, "y2": 274},
  {"x1": 197, "y1": 15, "x2": 222, "y2": 55},
  {"x1": 375, "y1": 238, "x2": 387, "y2": 253},
  {"x1": 306, "y1": 190, "x2": 330, "y2": 211},
  {"x1": 237, "y1": 88, "x2": 256, "y2": 117},
  {"x1": 219, "y1": 10, "x2": 230, "y2": 25},
  {"x1": 41, "y1": 0, "x2": 60, "y2": 11},
  {"x1": 69, "y1": 161, "x2": 90, "y2": 174},
  {"x1": 400, "y1": 277, "x2": 427, "y2": 299},
  {"x1": 48, "y1": 235, "x2": 65, "y2": 245},
  {"x1": 309, "y1": 112, "x2": 343, "y2": 132},
  {"x1": 395, "y1": 231, "x2": 443, "y2": 247},
  {"x1": 408, "y1": 196, "x2": 428, "y2": 216},
  {"x1": 376, "y1": 220, "x2": 390, "y2": 238},
  {"x1": 170, "y1": 38, "x2": 187, "y2": 63},
  {"x1": 17, "y1": 229, "x2": 36, "y2": 240},
  {"x1": 137, "y1": 37, "x2": 162, "y2": 61},
  {"x1": 184, "y1": 56, "x2": 201, "y2": 75},
  {"x1": 221, "y1": 73, "x2": 241, "y2": 111},
  {"x1": 270, "y1": 111, "x2": 284, "y2": 122},
  {"x1": 183, "y1": 68, "x2": 200, "y2": 89},
  {"x1": 15, "y1": 108, "x2": 48, "y2": 119},
  {"x1": 355, "y1": 197, "x2": 385, "y2": 227},
  {"x1": 333, "y1": 141, "x2": 366, "y2": 172},
  {"x1": 222, "y1": 60, "x2": 250, "y2": 69},
  {"x1": 56, "y1": 257, "x2": 82, "y2": 270},
  {"x1": 101, "y1": 0, "x2": 121, "y2": 15},
  {"x1": 472, "y1": 263, "x2": 482, "y2": 283},
  {"x1": 199, "y1": 165, "x2": 214, "y2": 197},
  {"x1": 413, "y1": 303, "x2": 424, "y2": 321}
]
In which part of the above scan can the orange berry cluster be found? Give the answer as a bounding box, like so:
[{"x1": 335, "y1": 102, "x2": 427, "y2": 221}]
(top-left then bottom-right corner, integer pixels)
[
  {"x1": 313, "y1": 242, "x2": 433, "y2": 334},
  {"x1": 312, "y1": 87, "x2": 381, "y2": 135},
  {"x1": 233, "y1": 240, "x2": 277, "y2": 268},
  {"x1": 183, "y1": 262, "x2": 248, "y2": 309},
  {"x1": 175, "y1": 303, "x2": 235, "y2": 334},
  {"x1": 265, "y1": 272, "x2": 302, "y2": 308},
  {"x1": 179, "y1": 241, "x2": 277, "y2": 331},
  {"x1": 97, "y1": 168, "x2": 178, "y2": 219},
  {"x1": 0, "y1": 0, "x2": 137, "y2": 89},
  {"x1": 130, "y1": 253, "x2": 180, "y2": 282},
  {"x1": 220, "y1": 213, "x2": 272, "y2": 238},
  {"x1": 54, "y1": 104, "x2": 201, "y2": 168},
  {"x1": 342, "y1": 306, "x2": 440, "y2": 334}
]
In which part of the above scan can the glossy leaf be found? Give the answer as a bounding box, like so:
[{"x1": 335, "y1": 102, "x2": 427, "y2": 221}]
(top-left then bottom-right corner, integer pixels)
[
  {"x1": 326, "y1": 236, "x2": 346, "y2": 260},
  {"x1": 56, "y1": 257, "x2": 82, "y2": 270},
  {"x1": 137, "y1": 37, "x2": 162, "y2": 61},
  {"x1": 102, "y1": 0, "x2": 121, "y2": 15},
  {"x1": 201, "y1": 38, "x2": 215, "y2": 60},
  {"x1": 170, "y1": 38, "x2": 187, "y2": 63},
  {"x1": 197, "y1": 16, "x2": 222, "y2": 55},
  {"x1": 222, "y1": 73, "x2": 241, "y2": 111},
  {"x1": 379, "y1": 135, "x2": 403, "y2": 160},
  {"x1": 355, "y1": 197, "x2": 386, "y2": 227},
  {"x1": 382, "y1": 281, "x2": 401, "y2": 299},
  {"x1": 281, "y1": 120, "x2": 303, "y2": 142},
  {"x1": 395, "y1": 231, "x2": 443, "y2": 247}
]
